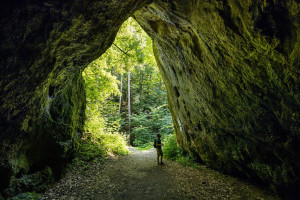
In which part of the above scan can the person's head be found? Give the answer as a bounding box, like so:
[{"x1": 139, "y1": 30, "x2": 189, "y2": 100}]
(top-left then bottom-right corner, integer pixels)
[{"x1": 157, "y1": 134, "x2": 161, "y2": 138}]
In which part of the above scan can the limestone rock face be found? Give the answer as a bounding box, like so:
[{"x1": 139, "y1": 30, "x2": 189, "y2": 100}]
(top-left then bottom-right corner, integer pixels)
[
  {"x1": 0, "y1": 0, "x2": 299, "y2": 198},
  {"x1": 0, "y1": 0, "x2": 151, "y2": 196},
  {"x1": 134, "y1": 0, "x2": 299, "y2": 198}
]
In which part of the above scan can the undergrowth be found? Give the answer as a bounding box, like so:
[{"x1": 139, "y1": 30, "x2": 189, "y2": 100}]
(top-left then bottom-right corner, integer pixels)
[
  {"x1": 136, "y1": 134, "x2": 201, "y2": 168},
  {"x1": 71, "y1": 132, "x2": 129, "y2": 170},
  {"x1": 163, "y1": 134, "x2": 200, "y2": 168},
  {"x1": 136, "y1": 142, "x2": 153, "y2": 150},
  {"x1": 7, "y1": 193, "x2": 42, "y2": 200}
]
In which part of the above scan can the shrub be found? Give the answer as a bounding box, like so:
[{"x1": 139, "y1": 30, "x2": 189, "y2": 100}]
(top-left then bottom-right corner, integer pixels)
[
  {"x1": 10, "y1": 193, "x2": 42, "y2": 200},
  {"x1": 163, "y1": 134, "x2": 182, "y2": 160},
  {"x1": 72, "y1": 132, "x2": 129, "y2": 169},
  {"x1": 163, "y1": 134, "x2": 200, "y2": 168},
  {"x1": 136, "y1": 142, "x2": 153, "y2": 150},
  {"x1": 99, "y1": 132, "x2": 130, "y2": 155}
]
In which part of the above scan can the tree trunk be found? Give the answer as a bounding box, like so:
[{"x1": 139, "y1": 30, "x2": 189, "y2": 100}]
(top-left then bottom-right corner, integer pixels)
[
  {"x1": 147, "y1": 74, "x2": 152, "y2": 93},
  {"x1": 128, "y1": 72, "x2": 131, "y2": 134},
  {"x1": 128, "y1": 72, "x2": 133, "y2": 145},
  {"x1": 119, "y1": 74, "x2": 123, "y2": 114},
  {"x1": 139, "y1": 70, "x2": 143, "y2": 95}
]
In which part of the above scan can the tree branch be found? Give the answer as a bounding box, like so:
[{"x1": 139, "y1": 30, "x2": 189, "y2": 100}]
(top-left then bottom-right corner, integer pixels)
[{"x1": 113, "y1": 43, "x2": 133, "y2": 56}]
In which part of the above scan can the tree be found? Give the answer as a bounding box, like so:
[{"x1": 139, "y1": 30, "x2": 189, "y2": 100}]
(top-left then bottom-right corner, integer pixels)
[
  {"x1": 82, "y1": 17, "x2": 174, "y2": 148},
  {"x1": 119, "y1": 75, "x2": 123, "y2": 114}
]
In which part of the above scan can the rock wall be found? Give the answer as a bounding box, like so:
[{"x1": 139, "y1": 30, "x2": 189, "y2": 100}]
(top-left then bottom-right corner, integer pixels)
[
  {"x1": 134, "y1": 0, "x2": 299, "y2": 198},
  {"x1": 0, "y1": 0, "x2": 152, "y2": 197},
  {"x1": 0, "y1": 0, "x2": 299, "y2": 198}
]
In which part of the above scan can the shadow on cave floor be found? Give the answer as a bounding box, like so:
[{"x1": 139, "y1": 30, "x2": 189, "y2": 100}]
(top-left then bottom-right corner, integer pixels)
[{"x1": 42, "y1": 147, "x2": 280, "y2": 200}]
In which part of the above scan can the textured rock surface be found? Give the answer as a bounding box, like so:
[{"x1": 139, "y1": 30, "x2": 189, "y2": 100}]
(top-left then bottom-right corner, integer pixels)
[
  {"x1": 134, "y1": 0, "x2": 299, "y2": 198},
  {"x1": 0, "y1": 0, "x2": 299, "y2": 198},
  {"x1": 0, "y1": 0, "x2": 151, "y2": 197}
]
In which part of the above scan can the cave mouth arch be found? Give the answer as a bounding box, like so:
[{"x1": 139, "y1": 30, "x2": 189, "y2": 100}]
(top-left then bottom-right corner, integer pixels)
[
  {"x1": 0, "y1": 0, "x2": 299, "y2": 198},
  {"x1": 82, "y1": 17, "x2": 174, "y2": 152}
]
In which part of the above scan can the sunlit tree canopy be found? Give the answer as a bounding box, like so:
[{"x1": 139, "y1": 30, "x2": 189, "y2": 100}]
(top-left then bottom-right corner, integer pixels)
[{"x1": 82, "y1": 17, "x2": 174, "y2": 151}]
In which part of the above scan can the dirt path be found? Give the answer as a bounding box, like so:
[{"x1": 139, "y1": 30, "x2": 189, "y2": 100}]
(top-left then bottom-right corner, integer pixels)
[{"x1": 42, "y1": 147, "x2": 281, "y2": 200}]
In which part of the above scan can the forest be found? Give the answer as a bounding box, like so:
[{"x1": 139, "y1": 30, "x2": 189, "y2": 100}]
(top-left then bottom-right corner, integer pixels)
[{"x1": 81, "y1": 17, "x2": 175, "y2": 156}]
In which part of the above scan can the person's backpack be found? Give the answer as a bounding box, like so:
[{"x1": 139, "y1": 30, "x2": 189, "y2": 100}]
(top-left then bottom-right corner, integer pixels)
[{"x1": 153, "y1": 139, "x2": 156, "y2": 148}]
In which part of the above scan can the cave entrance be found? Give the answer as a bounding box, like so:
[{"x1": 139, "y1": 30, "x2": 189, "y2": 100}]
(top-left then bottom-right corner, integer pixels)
[{"x1": 81, "y1": 17, "x2": 174, "y2": 155}]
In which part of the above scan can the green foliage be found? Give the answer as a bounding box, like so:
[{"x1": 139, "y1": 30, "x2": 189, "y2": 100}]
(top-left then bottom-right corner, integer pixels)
[
  {"x1": 163, "y1": 134, "x2": 182, "y2": 160},
  {"x1": 175, "y1": 156, "x2": 201, "y2": 168},
  {"x1": 130, "y1": 104, "x2": 173, "y2": 147},
  {"x1": 164, "y1": 134, "x2": 200, "y2": 168},
  {"x1": 115, "y1": 19, "x2": 174, "y2": 147},
  {"x1": 73, "y1": 132, "x2": 129, "y2": 169},
  {"x1": 80, "y1": 25, "x2": 131, "y2": 162},
  {"x1": 81, "y1": 17, "x2": 174, "y2": 158},
  {"x1": 136, "y1": 142, "x2": 154, "y2": 150},
  {"x1": 85, "y1": 17, "x2": 174, "y2": 148},
  {"x1": 75, "y1": 142, "x2": 105, "y2": 162},
  {"x1": 98, "y1": 132, "x2": 130, "y2": 155},
  {"x1": 83, "y1": 59, "x2": 121, "y2": 135},
  {"x1": 9, "y1": 193, "x2": 42, "y2": 200}
]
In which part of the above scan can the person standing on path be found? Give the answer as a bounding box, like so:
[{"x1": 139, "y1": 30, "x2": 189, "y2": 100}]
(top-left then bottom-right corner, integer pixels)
[{"x1": 154, "y1": 134, "x2": 164, "y2": 164}]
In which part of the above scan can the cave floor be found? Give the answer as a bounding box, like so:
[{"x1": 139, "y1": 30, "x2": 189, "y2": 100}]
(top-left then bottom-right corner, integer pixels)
[{"x1": 42, "y1": 147, "x2": 281, "y2": 200}]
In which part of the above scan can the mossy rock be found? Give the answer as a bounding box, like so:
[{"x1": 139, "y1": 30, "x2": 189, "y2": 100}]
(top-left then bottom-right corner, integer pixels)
[
  {"x1": 134, "y1": 0, "x2": 300, "y2": 198},
  {"x1": 0, "y1": 0, "x2": 152, "y2": 197},
  {"x1": 0, "y1": 0, "x2": 299, "y2": 199}
]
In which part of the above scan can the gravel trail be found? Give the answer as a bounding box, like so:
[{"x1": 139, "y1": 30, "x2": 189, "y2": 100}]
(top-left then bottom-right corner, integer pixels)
[{"x1": 42, "y1": 147, "x2": 281, "y2": 200}]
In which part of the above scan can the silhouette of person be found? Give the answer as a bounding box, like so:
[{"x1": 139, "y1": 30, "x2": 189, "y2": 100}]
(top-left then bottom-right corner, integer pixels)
[{"x1": 154, "y1": 134, "x2": 164, "y2": 164}]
